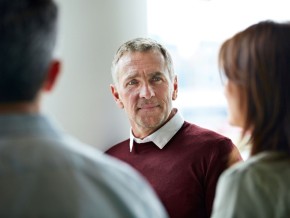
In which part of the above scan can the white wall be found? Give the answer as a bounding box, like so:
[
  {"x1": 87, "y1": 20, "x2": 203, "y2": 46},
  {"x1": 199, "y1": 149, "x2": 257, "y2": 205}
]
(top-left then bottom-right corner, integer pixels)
[{"x1": 43, "y1": 0, "x2": 147, "y2": 150}]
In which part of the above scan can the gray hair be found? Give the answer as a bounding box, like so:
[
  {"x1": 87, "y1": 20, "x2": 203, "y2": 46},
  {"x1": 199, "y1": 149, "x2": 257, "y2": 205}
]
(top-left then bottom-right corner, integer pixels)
[{"x1": 111, "y1": 37, "x2": 175, "y2": 85}]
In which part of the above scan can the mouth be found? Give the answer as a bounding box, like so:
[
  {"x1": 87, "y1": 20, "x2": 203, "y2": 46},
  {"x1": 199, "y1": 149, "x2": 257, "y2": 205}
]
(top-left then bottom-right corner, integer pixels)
[{"x1": 137, "y1": 103, "x2": 159, "y2": 111}]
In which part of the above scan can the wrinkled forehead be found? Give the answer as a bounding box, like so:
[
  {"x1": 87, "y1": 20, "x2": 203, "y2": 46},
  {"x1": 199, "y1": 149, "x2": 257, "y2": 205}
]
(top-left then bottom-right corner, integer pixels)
[
  {"x1": 120, "y1": 50, "x2": 164, "y2": 65},
  {"x1": 112, "y1": 49, "x2": 175, "y2": 87},
  {"x1": 116, "y1": 50, "x2": 167, "y2": 75}
]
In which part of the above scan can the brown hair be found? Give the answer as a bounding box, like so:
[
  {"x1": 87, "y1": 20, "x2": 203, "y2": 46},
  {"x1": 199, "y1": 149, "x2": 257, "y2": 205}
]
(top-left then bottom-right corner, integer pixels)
[{"x1": 219, "y1": 20, "x2": 290, "y2": 156}]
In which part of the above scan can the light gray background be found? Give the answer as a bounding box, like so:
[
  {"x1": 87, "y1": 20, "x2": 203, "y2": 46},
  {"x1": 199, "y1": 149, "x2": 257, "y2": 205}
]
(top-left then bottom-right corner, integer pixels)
[{"x1": 43, "y1": 0, "x2": 148, "y2": 150}]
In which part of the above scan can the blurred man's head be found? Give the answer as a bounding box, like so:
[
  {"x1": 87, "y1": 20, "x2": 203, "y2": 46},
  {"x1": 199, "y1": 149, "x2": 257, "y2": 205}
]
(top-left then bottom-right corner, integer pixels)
[{"x1": 0, "y1": 0, "x2": 59, "y2": 104}]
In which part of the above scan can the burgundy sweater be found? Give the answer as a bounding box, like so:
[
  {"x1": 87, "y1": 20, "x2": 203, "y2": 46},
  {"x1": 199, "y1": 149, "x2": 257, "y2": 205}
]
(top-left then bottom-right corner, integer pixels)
[{"x1": 106, "y1": 121, "x2": 242, "y2": 218}]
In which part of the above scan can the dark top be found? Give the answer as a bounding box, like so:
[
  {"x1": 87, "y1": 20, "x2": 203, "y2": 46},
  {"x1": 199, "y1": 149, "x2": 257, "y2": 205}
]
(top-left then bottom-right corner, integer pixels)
[{"x1": 106, "y1": 121, "x2": 243, "y2": 218}]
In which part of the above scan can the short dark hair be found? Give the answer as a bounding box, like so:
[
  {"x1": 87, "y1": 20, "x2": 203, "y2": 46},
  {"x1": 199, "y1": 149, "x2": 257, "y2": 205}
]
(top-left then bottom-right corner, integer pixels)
[
  {"x1": 219, "y1": 20, "x2": 290, "y2": 156},
  {"x1": 0, "y1": 0, "x2": 58, "y2": 103}
]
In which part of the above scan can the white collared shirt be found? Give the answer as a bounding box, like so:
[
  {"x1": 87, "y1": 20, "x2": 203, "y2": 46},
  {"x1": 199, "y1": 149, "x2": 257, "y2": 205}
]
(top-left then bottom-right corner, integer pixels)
[{"x1": 129, "y1": 109, "x2": 184, "y2": 152}]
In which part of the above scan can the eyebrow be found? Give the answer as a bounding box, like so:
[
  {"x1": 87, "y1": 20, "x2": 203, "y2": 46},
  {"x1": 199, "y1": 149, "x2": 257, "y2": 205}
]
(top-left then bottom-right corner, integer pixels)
[
  {"x1": 123, "y1": 71, "x2": 164, "y2": 81},
  {"x1": 122, "y1": 71, "x2": 139, "y2": 82},
  {"x1": 144, "y1": 71, "x2": 165, "y2": 79},
  {"x1": 150, "y1": 72, "x2": 164, "y2": 77}
]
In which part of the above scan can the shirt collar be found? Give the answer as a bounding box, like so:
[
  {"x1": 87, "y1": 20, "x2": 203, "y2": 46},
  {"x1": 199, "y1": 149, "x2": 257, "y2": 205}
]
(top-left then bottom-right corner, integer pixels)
[{"x1": 129, "y1": 109, "x2": 184, "y2": 152}]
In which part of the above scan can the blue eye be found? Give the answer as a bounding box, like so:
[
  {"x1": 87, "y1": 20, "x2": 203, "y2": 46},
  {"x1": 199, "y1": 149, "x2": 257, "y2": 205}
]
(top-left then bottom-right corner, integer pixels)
[
  {"x1": 152, "y1": 76, "x2": 161, "y2": 82},
  {"x1": 128, "y1": 80, "x2": 138, "y2": 85}
]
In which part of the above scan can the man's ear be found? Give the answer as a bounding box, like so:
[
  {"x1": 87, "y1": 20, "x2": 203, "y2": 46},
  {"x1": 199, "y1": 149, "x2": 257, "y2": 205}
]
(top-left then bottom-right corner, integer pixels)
[
  {"x1": 172, "y1": 75, "x2": 178, "y2": 100},
  {"x1": 42, "y1": 59, "x2": 61, "y2": 92},
  {"x1": 110, "y1": 84, "x2": 124, "y2": 109}
]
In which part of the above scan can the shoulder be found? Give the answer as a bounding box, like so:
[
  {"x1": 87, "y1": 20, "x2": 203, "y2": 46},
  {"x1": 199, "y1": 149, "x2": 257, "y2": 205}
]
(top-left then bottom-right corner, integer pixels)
[
  {"x1": 217, "y1": 154, "x2": 270, "y2": 189},
  {"x1": 22, "y1": 134, "x2": 141, "y2": 186},
  {"x1": 177, "y1": 121, "x2": 243, "y2": 163},
  {"x1": 105, "y1": 138, "x2": 130, "y2": 154},
  {"x1": 53, "y1": 135, "x2": 135, "y2": 179},
  {"x1": 179, "y1": 121, "x2": 234, "y2": 149},
  {"x1": 61, "y1": 136, "x2": 156, "y2": 189},
  {"x1": 71, "y1": 141, "x2": 168, "y2": 217},
  {"x1": 221, "y1": 152, "x2": 290, "y2": 183},
  {"x1": 1, "y1": 135, "x2": 168, "y2": 217},
  {"x1": 211, "y1": 159, "x2": 261, "y2": 218},
  {"x1": 213, "y1": 158, "x2": 262, "y2": 209},
  {"x1": 182, "y1": 121, "x2": 230, "y2": 139},
  {"x1": 213, "y1": 153, "x2": 290, "y2": 218},
  {"x1": 48, "y1": 136, "x2": 168, "y2": 217}
]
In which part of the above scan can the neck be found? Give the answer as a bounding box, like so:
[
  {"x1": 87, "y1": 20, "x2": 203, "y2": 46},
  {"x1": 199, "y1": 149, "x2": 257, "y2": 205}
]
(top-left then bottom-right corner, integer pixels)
[{"x1": 0, "y1": 101, "x2": 40, "y2": 115}]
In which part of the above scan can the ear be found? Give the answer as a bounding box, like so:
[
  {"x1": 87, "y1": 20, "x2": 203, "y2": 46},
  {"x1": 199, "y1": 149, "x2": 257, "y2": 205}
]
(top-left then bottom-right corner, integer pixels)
[
  {"x1": 42, "y1": 59, "x2": 61, "y2": 92},
  {"x1": 110, "y1": 84, "x2": 124, "y2": 109},
  {"x1": 172, "y1": 75, "x2": 178, "y2": 100}
]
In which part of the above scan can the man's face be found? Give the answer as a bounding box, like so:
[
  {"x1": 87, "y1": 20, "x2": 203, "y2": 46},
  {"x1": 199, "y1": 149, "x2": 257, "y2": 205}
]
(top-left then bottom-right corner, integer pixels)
[{"x1": 111, "y1": 50, "x2": 178, "y2": 138}]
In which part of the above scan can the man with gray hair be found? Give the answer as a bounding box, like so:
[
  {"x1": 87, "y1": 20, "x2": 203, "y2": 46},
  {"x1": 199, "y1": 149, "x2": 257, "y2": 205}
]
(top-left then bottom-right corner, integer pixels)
[
  {"x1": 106, "y1": 37, "x2": 243, "y2": 218},
  {"x1": 0, "y1": 1, "x2": 168, "y2": 217}
]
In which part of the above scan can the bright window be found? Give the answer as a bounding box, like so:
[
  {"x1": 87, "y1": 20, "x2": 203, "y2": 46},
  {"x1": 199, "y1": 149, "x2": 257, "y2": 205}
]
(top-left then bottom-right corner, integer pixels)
[{"x1": 147, "y1": 0, "x2": 290, "y2": 159}]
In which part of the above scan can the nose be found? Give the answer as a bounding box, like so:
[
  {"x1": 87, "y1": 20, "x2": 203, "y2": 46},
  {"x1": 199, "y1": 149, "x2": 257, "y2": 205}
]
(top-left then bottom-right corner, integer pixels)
[{"x1": 139, "y1": 83, "x2": 155, "y2": 99}]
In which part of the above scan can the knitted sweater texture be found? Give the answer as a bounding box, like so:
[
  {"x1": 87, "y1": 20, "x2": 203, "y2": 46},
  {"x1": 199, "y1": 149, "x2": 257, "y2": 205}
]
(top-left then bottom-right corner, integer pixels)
[{"x1": 106, "y1": 121, "x2": 242, "y2": 218}]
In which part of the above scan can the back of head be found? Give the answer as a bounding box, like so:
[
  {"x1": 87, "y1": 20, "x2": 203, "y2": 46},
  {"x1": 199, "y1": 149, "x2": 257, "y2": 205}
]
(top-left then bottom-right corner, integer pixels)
[
  {"x1": 0, "y1": 0, "x2": 58, "y2": 103},
  {"x1": 219, "y1": 20, "x2": 290, "y2": 155},
  {"x1": 111, "y1": 37, "x2": 175, "y2": 85}
]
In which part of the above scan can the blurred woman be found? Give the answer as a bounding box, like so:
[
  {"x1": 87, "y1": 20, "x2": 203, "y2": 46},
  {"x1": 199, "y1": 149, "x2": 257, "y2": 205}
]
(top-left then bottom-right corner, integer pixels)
[{"x1": 211, "y1": 20, "x2": 290, "y2": 218}]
